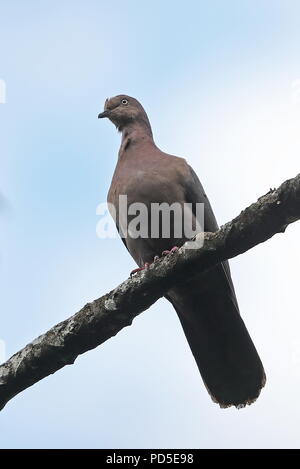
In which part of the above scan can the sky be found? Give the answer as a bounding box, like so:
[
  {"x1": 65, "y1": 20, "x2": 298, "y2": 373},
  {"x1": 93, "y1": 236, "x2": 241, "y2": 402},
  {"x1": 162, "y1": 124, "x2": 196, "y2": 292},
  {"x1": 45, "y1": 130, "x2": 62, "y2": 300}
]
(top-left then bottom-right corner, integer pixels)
[{"x1": 0, "y1": 0, "x2": 300, "y2": 449}]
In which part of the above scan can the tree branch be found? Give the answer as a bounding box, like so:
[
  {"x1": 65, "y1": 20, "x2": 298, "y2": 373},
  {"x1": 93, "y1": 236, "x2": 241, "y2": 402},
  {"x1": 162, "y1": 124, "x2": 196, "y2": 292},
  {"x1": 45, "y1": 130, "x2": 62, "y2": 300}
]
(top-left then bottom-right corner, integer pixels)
[{"x1": 0, "y1": 174, "x2": 299, "y2": 411}]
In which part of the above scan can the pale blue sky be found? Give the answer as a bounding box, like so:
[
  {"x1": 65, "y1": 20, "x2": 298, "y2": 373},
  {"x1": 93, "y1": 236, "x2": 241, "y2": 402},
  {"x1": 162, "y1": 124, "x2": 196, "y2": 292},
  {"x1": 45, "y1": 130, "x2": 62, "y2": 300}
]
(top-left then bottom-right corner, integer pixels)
[{"x1": 1, "y1": 0, "x2": 300, "y2": 448}]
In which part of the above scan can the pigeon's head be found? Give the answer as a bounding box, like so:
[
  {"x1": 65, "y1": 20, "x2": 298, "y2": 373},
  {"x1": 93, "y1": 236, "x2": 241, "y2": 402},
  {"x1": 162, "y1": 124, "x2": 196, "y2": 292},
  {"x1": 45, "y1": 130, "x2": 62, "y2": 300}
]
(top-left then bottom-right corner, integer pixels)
[{"x1": 98, "y1": 95, "x2": 151, "y2": 132}]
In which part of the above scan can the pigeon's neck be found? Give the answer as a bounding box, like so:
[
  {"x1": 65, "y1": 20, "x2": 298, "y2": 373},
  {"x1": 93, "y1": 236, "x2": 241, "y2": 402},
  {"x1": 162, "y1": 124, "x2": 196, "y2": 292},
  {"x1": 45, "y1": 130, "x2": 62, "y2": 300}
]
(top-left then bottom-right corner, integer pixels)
[{"x1": 119, "y1": 121, "x2": 154, "y2": 157}]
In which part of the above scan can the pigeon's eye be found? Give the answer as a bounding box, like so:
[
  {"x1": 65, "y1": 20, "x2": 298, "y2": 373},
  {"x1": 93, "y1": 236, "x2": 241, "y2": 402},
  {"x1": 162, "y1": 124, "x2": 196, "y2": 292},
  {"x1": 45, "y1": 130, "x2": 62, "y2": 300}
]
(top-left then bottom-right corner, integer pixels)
[{"x1": 121, "y1": 99, "x2": 128, "y2": 105}]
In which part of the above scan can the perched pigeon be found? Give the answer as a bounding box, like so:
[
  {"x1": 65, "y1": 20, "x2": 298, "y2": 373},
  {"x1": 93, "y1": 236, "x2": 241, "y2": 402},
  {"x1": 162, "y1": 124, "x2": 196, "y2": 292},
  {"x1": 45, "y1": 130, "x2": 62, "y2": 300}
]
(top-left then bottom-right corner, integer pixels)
[{"x1": 99, "y1": 95, "x2": 265, "y2": 408}]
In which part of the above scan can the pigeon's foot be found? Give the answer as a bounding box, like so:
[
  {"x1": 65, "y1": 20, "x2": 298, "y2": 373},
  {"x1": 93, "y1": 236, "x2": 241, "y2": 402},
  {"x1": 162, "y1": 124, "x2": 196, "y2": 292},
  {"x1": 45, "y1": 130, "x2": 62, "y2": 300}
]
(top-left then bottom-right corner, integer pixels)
[
  {"x1": 162, "y1": 246, "x2": 179, "y2": 256},
  {"x1": 130, "y1": 262, "x2": 150, "y2": 277},
  {"x1": 130, "y1": 248, "x2": 178, "y2": 277}
]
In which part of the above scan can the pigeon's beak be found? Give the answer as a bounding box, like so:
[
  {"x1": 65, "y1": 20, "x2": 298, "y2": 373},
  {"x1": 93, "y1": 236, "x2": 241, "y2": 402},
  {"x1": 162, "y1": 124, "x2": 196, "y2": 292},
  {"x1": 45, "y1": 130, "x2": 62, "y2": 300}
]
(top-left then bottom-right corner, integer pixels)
[{"x1": 98, "y1": 110, "x2": 110, "y2": 119}]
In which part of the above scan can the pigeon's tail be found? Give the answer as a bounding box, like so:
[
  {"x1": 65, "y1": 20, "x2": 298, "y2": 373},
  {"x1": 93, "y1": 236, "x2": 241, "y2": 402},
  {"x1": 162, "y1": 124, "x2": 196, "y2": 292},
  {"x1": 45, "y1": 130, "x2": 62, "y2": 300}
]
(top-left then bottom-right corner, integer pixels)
[{"x1": 166, "y1": 264, "x2": 266, "y2": 409}]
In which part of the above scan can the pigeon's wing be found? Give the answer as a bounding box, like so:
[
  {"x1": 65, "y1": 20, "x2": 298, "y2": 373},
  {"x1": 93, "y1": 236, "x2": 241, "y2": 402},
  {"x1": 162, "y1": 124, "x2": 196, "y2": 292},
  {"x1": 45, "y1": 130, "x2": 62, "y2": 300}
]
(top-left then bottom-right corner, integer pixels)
[
  {"x1": 165, "y1": 161, "x2": 265, "y2": 407},
  {"x1": 183, "y1": 164, "x2": 219, "y2": 232},
  {"x1": 183, "y1": 163, "x2": 238, "y2": 305},
  {"x1": 116, "y1": 221, "x2": 129, "y2": 251}
]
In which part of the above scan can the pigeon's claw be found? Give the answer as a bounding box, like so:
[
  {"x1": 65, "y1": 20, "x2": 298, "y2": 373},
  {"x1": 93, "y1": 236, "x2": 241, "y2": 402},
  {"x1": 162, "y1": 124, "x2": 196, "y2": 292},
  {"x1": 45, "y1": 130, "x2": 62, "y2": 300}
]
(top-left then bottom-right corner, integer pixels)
[
  {"x1": 130, "y1": 248, "x2": 179, "y2": 276},
  {"x1": 130, "y1": 267, "x2": 144, "y2": 277},
  {"x1": 162, "y1": 246, "x2": 179, "y2": 256},
  {"x1": 130, "y1": 262, "x2": 150, "y2": 277}
]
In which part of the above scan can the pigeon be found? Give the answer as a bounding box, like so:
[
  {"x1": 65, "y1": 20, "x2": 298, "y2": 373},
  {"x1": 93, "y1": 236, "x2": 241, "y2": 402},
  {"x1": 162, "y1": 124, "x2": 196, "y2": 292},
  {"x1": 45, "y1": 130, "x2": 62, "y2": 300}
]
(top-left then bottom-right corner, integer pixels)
[{"x1": 98, "y1": 95, "x2": 265, "y2": 408}]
